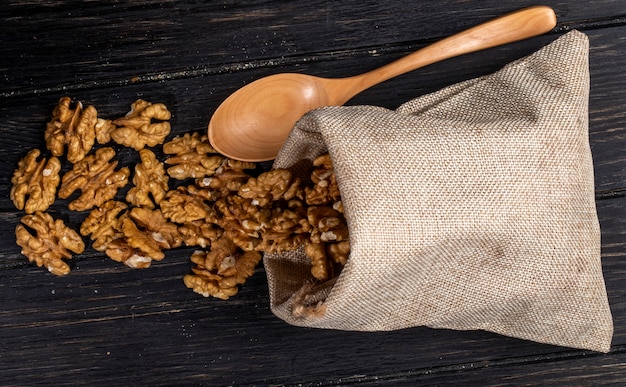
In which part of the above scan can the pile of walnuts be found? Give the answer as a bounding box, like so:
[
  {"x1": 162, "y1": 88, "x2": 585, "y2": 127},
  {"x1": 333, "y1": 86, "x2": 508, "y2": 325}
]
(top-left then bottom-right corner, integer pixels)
[{"x1": 10, "y1": 96, "x2": 349, "y2": 299}]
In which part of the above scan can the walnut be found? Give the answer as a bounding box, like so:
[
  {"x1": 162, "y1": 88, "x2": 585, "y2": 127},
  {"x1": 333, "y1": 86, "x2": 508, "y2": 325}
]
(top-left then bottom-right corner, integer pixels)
[
  {"x1": 163, "y1": 132, "x2": 225, "y2": 179},
  {"x1": 15, "y1": 212, "x2": 85, "y2": 276},
  {"x1": 183, "y1": 236, "x2": 262, "y2": 300},
  {"x1": 258, "y1": 203, "x2": 311, "y2": 253},
  {"x1": 306, "y1": 153, "x2": 341, "y2": 205},
  {"x1": 307, "y1": 206, "x2": 349, "y2": 243},
  {"x1": 126, "y1": 148, "x2": 169, "y2": 208},
  {"x1": 239, "y1": 169, "x2": 304, "y2": 207},
  {"x1": 110, "y1": 99, "x2": 171, "y2": 150},
  {"x1": 58, "y1": 147, "x2": 130, "y2": 211},
  {"x1": 160, "y1": 185, "x2": 217, "y2": 224},
  {"x1": 103, "y1": 237, "x2": 147, "y2": 268},
  {"x1": 80, "y1": 200, "x2": 128, "y2": 251},
  {"x1": 305, "y1": 205, "x2": 350, "y2": 281},
  {"x1": 178, "y1": 220, "x2": 223, "y2": 248},
  {"x1": 304, "y1": 241, "x2": 331, "y2": 281},
  {"x1": 333, "y1": 200, "x2": 344, "y2": 214},
  {"x1": 214, "y1": 195, "x2": 271, "y2": 251},
  {"x1": 44, "y1": 96, "x2": 97, "y2": 163},
  {"x1": 94, "y1": 118, "x2": 116, "y2": 144},
  {"x1": 327, "y1": 240, "x2": 350, "y2": 266},
  {"x1": 10, "y1": 149, "x2": 61, "y2": 214},
  {"x1": 119, "y1": 210, "x2": 175, "y2": 264},
  {"x1": 210, "y1": 168, "x2": 312, "y2": 254},
  {"x1": 196, "y1": 158, "x2": 256, "y2": 199},
  {"x1": 105, "y1": 207, "x2": 182, "y2": 268},
  {"x1": 304, "y1": 240, "x2": 350, "y2": 282}
]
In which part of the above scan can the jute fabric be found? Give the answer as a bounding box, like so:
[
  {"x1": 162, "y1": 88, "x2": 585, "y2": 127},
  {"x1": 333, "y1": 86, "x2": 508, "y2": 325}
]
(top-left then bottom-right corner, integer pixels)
[{"x1": 265, "y1": 31, "x2": 613, "y2": 352}]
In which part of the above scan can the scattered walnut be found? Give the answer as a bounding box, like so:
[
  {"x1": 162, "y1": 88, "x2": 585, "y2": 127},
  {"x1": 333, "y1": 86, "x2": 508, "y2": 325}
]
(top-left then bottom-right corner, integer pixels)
[
  {"x1": 15, "y1": 212, "x2": 85, "y2": 276},
  {"x1": 80, "y1": 200, "x2": 128, "y2": 251},
  {"x1": 163, "y1": 132, "x2": 225, "y2": 179},
  {"x1": 126, "y1": 148, "x2": 169, "y2": 208},
  {"x1": 304, "y1": 241, "x2": 332, "y2": 281},
  {"x1": 260, "y1": 203, "x2": 312, "y2": 253},
  {"x1": 178, "y1": 220, "x2": 223, "y2": 248},
  {"x1": 110, "y1": 99, "x2": 171, "y2": 150},
  {"x1": 307, "y1": 206, "x2": 349, "y2": 243},
  {"x1": 239, "y1": 169, "x2": 304, "y2": 207},
  {"x1": 104, "y1": 207, "x2": 182, "y2": 268},
  {"x1": 160, "y1": 185, "x2": 217, "y2": 224},
  {"x1": 196, "y1": 158, "x2": 256, "y2": 198},
  {"x1": 95, "y1": 117, "x2": 116, "y2": 144},
  {"x1": 58, "y1": 147, "x2": 130, "y2": 211},
  {"x1": 215, "y1": 195, "x2": 271, "y2": 251},
  {"x1": 10, "y1": 149, "x2": 61, "y2": 214},
  {"x1": 306, "y1": 153, "x2": 341, "y2": 205},
  {"x1": 44, "y1": 96, "x2": 97, "y2": 163},
  {"x1": 103, "y1": 237, "x2": 146, "y2": 268},
  {"x1": 121, "y1": 207, "x2": 182, "y2": 266},
  {"x1": 183, "y1": 236, "x2": 262, "y2": 300},
  {"x1": 16, "y1": 95, "x2": 354, "y2": 299}
]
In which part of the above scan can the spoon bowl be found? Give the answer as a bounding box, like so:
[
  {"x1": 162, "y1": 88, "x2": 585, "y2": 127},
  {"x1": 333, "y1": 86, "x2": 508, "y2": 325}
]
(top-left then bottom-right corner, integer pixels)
[
  {"x1": 209, "y1": 6, "x2": 557, "y2": 162},
  {"x1": 208, "y1": 74, "x2": 333, "y2": 162}
]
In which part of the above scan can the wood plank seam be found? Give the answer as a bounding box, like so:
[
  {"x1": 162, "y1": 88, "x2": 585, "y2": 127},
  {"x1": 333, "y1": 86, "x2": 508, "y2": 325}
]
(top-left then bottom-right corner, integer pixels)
[
  {"x1": 3, "y1": 16, "x2": 626, "y2": 100},
  {"x1": 289, "y1": 345, "x2": 626, "y2": 386}
]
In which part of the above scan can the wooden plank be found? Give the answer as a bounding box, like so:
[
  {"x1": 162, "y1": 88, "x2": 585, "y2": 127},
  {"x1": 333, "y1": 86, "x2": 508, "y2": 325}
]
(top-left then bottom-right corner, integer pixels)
[
  {"x1": 2, "y1": 2, "x2": 626, "y2": 384},
  {"x1": 391, "y1": 348, "x2": 626, "y2": 386},
  {"x1": 2, "y1": 27, "x2": 626, "y2": 216},
  {"x1": 0, "y1": 198, "x2": 624, "y2": 385},
  {"x1": 1, "y1": 27, "x2": 626, "y2": 267},
  {"x1": 2, "y1": 0, "x2": 625, "y2": 97}
]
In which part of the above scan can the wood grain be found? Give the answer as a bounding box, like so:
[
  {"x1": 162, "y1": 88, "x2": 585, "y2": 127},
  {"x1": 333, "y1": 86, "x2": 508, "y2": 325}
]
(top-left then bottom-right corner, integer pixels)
[
  {"x1": 2, "y1": 1, "x2": 626, "y2": 385},
  {"x1": 2, "y1": 1, "x2": 625, "y2": 98}
]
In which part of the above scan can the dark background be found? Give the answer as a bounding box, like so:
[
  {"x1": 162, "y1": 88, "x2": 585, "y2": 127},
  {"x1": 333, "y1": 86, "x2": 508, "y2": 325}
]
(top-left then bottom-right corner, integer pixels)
[{"x1": 1, "y1": 1, "x2": 626, "y2": 385}]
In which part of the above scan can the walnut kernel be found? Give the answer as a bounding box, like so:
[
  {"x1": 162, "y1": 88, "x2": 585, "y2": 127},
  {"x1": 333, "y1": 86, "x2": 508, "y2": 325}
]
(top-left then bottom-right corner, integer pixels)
[
  {"x1": 110, "y1": 99, "x2": 171, "y2": 150},
  {"x1": 183, "y1": 237, "x2": 262, "y2": 300},
  {"x1": 163, "y1": 132, "x2": 225, "y2": 179},
  {"x1": 44, "y1": 96, "x2": 97, "y2": 163},
  {"x1": 15, "y1": 212, "x2": 85, "y2": 276},
  {"x1": 10, "y1": 149, "x2": 61, "y2": 214},
  {"x1": 80, "y1": 200, "x2": 128, "y2": 251},
  {"x1": 58, "y1": 147, "x2": 130, "y2": 211},
  {"x1": 126, "y1": 148, "x2": 169, "y2": 208}
]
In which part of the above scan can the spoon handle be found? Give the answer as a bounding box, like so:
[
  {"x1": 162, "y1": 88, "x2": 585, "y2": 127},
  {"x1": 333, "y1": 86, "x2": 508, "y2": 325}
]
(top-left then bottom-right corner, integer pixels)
[{"x1": 331, "y1": 6, "x2": 557, "y2": 103}]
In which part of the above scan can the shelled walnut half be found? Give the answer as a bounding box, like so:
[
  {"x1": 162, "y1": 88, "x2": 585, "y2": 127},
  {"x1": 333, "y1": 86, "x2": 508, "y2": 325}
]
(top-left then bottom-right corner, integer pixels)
[
  {"x1": 305, "y1": 153, "x2": 341, "y2": 205},
  {"x1": 196, "y1": 158, "x2": 256, "y2": 199},
  {"x1": 99, "y1": 207, "x2": 183, "y2": 269},
  {"x1": 10, "y1": 149, "x2": 61, "y2": 214},
  {"x1": 109, "y1": 99, "x2": 172, "y2": 150},
  {"x1": 58, "y1": 147, "x2": 130, "y2": 211},
  {"x1": 80, "y1": 200, "x2": 128, "y2": 251},
  {"x1": 163, "y1": 132, "x2": 225, "y2": 179},
  {"x1": 160, "y1": 185, "x2": 218, "y2": 224},
  {"x1": 44, "y1": 96, "x2": 98, "y2": 163},
  {"x1": 15, "y1": 212, "x2": 85, "y2": 276},
  {"x1": 126, "y1": 148, "x2": 169, "y2": 208},
  {"x1": 302, "y1": 154, "x2": 350, "y2": 281},
  {"x1": 183, "y1": 236, "x2": 262, "y2": 300}
]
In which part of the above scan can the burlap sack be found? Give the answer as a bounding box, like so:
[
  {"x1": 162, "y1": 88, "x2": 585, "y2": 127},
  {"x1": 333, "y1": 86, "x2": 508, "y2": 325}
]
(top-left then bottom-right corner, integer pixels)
[{"x1": 265, "y1": 30, "x2": 613, "y2": 352}]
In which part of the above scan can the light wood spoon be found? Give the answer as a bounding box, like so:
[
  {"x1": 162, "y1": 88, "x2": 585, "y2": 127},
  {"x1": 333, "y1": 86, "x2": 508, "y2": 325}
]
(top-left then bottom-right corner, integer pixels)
[{"x1": 208, "y1": 6, "x2": 557, "y2": 162}]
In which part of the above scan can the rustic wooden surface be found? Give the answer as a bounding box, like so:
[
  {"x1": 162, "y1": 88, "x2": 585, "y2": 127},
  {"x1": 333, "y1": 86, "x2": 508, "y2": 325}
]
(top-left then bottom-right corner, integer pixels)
[{"x1": 2, "y1": 1, "x2": 626, "y2": 385}]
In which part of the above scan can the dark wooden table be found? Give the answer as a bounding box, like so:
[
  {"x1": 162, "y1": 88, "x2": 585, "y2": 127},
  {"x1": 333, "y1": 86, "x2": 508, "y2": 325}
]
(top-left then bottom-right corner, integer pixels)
[{"x1": 2, "y1": 1, "x2": 626, "y2": 385}]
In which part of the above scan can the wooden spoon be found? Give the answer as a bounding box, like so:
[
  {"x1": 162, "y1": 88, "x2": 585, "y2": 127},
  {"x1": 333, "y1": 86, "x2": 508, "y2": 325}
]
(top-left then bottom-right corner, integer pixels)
[{"x1": 208, "y1": 6, "x2": 557, "y2": 162}]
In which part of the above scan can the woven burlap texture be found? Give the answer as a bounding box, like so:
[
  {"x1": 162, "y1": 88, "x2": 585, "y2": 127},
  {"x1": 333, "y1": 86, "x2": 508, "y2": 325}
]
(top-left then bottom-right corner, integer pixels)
[{"x1": 265, "y1": 30, "x2": 613, "y2": 353}]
